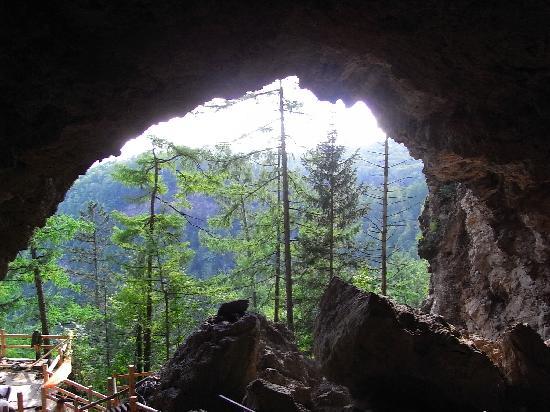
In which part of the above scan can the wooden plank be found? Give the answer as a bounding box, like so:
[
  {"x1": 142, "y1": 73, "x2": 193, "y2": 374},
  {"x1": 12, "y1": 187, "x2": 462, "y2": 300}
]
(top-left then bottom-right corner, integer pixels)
[
  {"x1": 128, "y1": 365, "x2": 136, "y2": 397},
  {"x1": 41, "y1": 364, "x2": 49, "y2": 409},
  {"x1": 54, "y1": 387, "x2": 88, "y2": 404},
  {"x1": 129, "y1": 396, "x2": 137, "y2": 412},
  {"x1": 63, "y1": 379, "x2": 89, "y2": 392},
  {"x1": 4, "y1": 334, "x2": 68, "y2": 340},
  {"x1": 113, "y1": 371, "x2": 153, "y2": 379},
  {"x1": 41, "y1": 335, "x2": 70, "y2": 340},
  {"x1": 54, "y1": 388, "x2": 107, "y2": 412},
  {"x1": 16, "y1": 392, "x2": 23, "y2": 412},
  {"x1": 61, "y1": 380, "x2": 107, "y2": 400},
  {"x1": 0, "y1": 329, "x2": 6, "y2": 357},
  {"x1": 3, "y1": 334, "x2": 32, "y2": 338},
  {"x1": 48, "y1": 354, "x2": 61, "y2": 373}
]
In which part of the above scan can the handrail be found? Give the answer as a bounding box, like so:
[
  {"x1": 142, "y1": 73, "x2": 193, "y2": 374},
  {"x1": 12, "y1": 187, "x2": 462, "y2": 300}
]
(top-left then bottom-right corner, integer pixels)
[
  {"x1": 2, "y1": 334, "x2": 69, "y2": 339},
  {"x1": 219, "y1": 394, "x2": 255, "y2": 412},
  {"x1": 0, "y1": 329, "x2": 71, "y2": 360},
  {"x1": 49, "y1": 366, "x2": 159, "y2": 412},
  {"x1": 78, "y1": 387, "x2": 129, "y2": 411},
  {"x1": 1, "y1": 332, "x2": 158, "y2": 412},
  {"x1": 29, "y1": 339, "x2": 69, "y2": 369}
]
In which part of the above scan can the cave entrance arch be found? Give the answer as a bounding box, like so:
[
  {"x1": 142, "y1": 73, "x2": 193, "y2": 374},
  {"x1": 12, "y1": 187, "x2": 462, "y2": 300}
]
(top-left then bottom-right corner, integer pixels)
[{"x1": 2, "y1": 2, "x2": 549, "y2": 341}]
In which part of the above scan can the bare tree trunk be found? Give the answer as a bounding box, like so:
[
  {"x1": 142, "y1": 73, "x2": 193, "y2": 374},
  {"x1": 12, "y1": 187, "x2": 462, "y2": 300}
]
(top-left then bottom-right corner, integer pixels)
[
  {"x1": 163, "y1": 287, "x2": 169, "y2": 361},
  {"x1": 30, "y1": 246, "x2": 50, "y2": 349},
  {"x1": 239, "y1": 196, "x2": 257, "y2": 310},
  {"x1": 329, "y1": 183, "x2": 335, "y2": 279},
  {"x1": 329, "y1": 138, "x2": 335, "y2": 279},
  {"x1": 274, "y1": 150, "x2": 282, "y2": 323},
  {"x1": 92, "y1": 226, "x2": 100, "y2": 309},
  {"x1": 103, "y1": 278, "x2": 111, "y2": 368},
  {"x1": 144, "y1": 151, "x2": 159, "y2": 372},
  {"x1": 381, "y1": 135, "x2": 389, "y2": 295},
  {"x1": 279, "y1": 81, "x2": 293, "y2": 330},
  {"x1": 157, "y1": 254, "x2": 170, "y2": 362},
  {"x1": 135, "y1": 321, "x2": 143, "y2": 372}
]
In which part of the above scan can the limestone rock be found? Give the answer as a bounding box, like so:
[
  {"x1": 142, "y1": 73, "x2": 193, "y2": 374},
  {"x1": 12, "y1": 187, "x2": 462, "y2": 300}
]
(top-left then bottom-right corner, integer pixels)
[
  {"x1": 499, "y1": 323, "x2": 550, "y2": 409},
  {"x1": 421, "y1": 182, "x2": 550, "y2": 340},
  {"x1": 146, "y1": 313, "x2": 261, "y2": 411},
  {"x1": 143, "y1": 301, "x2": 352, "y2": 411},
  {"x1": 314, "y1": 277, "x2": 505, "y2": 411},
  {"x1": 243, "y1": 379, "x2": 308, "y2": 412}
]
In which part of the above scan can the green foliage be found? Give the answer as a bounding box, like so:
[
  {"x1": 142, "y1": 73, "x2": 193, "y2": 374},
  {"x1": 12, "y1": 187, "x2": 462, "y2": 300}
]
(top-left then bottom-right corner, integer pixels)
[
  {"x1": 4, "y1": 214, "x2": 94, "y2": 352},
  {"x1": 353, "y1": 253, "x2": 429, "y2": 307},
  {"x1": 294, "y1": 130, "x2": 367, "y2": 347},
  {"x1": 1, "y1": 131, "x2": 430, "y2": 387}
]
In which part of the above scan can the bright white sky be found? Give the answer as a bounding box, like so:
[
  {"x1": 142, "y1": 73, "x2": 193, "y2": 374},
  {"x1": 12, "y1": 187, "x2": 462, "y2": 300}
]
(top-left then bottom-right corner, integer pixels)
[{"x1": 112, "y1": 76, "x2": 385, "y2": 161}]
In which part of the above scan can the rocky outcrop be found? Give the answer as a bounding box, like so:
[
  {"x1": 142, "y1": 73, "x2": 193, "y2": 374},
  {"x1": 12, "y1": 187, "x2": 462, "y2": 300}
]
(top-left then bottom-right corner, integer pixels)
[
  {"x1": 420, "y1": 180, "x2": 550, "y2": 340},
  {"x1": 141, "y1": 300, "x2": 353, "y2": 412},
  {"x1": 498, "y1": 323, "x2": 550, "y2": 408},
  {"x1": 314, "y1": 278, "x2": 550, "y2": 411}
]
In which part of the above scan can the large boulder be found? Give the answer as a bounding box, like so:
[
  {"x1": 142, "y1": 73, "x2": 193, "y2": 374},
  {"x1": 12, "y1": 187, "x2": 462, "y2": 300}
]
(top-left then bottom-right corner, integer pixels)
[
  {"x1": 498, "y1": 323, "x2": 550, "y2": 409},
  {"x1": 142, "y1": 300, "x2": 353, "y2": 412},
  {"x1": 314, "y1": 277, "x2": 506, "y2": 411},
  {"x1": 146, "y1": 311, "x2": 261, "y2": 411}
]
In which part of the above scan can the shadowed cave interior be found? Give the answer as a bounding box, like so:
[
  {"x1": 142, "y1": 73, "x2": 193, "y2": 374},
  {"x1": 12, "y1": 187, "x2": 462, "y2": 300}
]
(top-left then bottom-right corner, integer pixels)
[{"x1": 2, "y1": 2, "x2": 550, "y2": 411}]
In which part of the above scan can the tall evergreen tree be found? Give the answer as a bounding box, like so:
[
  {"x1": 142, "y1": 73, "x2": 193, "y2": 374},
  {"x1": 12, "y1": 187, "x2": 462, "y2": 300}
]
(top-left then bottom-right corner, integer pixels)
[
  {"x1": 295, "y1": 130, "x2": 366, "y2": 344},
  {"x1": 70, "y1": 202, "x2": 114, "y2": 367},
  {"x1": 111, "y1": 138, "x2": 191, "y2": 371},
  {"x1": 7, "y1": 214, "x2": 92, "y2": 347}
]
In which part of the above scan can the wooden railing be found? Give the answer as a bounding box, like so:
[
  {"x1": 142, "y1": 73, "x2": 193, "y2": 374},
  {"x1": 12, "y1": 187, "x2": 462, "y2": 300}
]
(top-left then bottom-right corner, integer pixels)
[
  {"x1": 44, "y1": 365, "x2": 158, "y2": 412},
  {"x1": 0, "y1": 329, "x2": 71, "y2": 361},
  {"x1": 0, "y1": 330, "x2": 157, "y2": 412}
]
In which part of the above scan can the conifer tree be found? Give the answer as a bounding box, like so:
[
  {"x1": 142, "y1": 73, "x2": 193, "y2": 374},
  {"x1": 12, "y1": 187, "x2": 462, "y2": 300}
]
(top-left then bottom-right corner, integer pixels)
[
  {"x1": 111, "y1": 137, "x2": 191, "y2": 371},
  {"x1": 8, "y1": 215, "x2": 91, "y2": 345},
  {"x1": 71, "y1": 201, "x2": 114, "y2": 366},
  {"x1": 296, "y1": 130, "x2": 366, "y2": 342}
]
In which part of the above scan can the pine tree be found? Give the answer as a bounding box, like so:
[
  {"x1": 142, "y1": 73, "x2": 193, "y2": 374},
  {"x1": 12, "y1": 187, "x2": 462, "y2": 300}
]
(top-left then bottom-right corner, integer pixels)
[
  {"x1": 360, "y1": 135, "x2": 423, "y2": 297},
  {"x1": 296, "y1": 130, "x2": 366, "y2": 343},
  {"x1": 203, "y1": 145, "x2": 280, "y2": 314},
  {"x1": 71, "y1": 201, "x2": 114, "y2": 367},
  {"x1": 111, "y1": 137, "x2": 192, "y2": 371},
  {"x1": 7, "y1": 215, "x2": 91, "y2": 347}
]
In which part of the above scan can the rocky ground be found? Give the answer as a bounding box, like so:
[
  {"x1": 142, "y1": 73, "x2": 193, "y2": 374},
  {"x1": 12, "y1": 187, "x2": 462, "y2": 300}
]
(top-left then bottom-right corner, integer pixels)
[{"x1": 138, "y1": 279, "x2": 550, "y2": 411}]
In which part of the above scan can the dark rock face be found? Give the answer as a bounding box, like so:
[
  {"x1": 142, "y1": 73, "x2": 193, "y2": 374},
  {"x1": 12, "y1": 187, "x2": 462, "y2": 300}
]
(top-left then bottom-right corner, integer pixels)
[
  {"x1": 2, "y1": 2, "x2": 550, "y2": 338},
  {"x1": 315, "y1": 278, "x2": 550, "y2": 411},
  {"x1": 217, "y1": 299, "x2": 249, "y2": 321},
  {"x1": 498, "y1": 324, "x2": 550, "y2": 409},
  {"x1": 314, "y1": 277, "x2": 505, "y2": 411},
  {"x1": 420, "y1": 179, "x2": 550, "y2": 340},
  {"x1": 146, "y1": 313, "x2": 261, "y2": 411},
  {"x1": 143, "y1": 302, "x2": 352, "y2": 411}
]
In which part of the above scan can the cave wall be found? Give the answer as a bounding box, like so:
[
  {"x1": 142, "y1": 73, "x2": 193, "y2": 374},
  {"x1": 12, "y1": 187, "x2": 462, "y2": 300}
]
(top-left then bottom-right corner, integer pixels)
[{"x1": 2, "y1": 1, "x2": 550, "y2": 339}]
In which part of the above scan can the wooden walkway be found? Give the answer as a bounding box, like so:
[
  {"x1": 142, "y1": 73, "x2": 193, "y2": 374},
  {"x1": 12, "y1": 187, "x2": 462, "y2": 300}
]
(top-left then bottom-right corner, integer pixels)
[
  {"x1": 0, "y1": 330, "x2": 158, "y2": 412},
  {"x1": 0, "y1": 362, "x2": 43, "y2": 410}
]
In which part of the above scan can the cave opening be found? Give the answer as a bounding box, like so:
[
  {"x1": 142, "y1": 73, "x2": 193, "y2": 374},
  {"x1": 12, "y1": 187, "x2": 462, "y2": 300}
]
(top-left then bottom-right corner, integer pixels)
[
  {"x1": 1, "y1": 76, "x2": 429, "y2": 367},
  {"x1": 3, "y1": 2, "x2": 550, "y2": 408}
]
